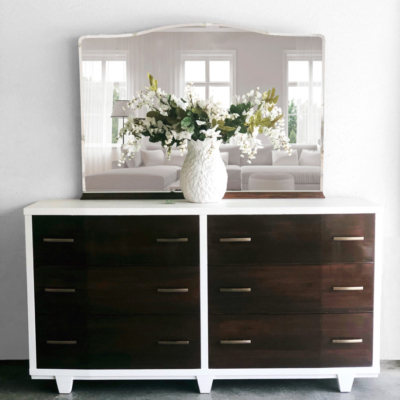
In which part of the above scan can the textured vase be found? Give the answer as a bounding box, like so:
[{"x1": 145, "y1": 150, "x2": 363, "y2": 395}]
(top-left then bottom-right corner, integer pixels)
[{"x1": 180, "y1": 139, "x2": 228, "y2": 203}]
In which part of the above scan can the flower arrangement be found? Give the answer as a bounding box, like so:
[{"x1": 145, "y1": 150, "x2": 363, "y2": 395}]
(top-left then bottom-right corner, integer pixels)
[{"x1": 118, "y1": 73, "x2": 291, "y2": 165}]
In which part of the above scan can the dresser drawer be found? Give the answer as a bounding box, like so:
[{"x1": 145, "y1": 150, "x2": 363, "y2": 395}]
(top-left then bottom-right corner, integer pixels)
[
  {"x1": 209, "y1": 313, "x2": 372, "y2": 368},
  {"x1": 321, "y1": 214, "x2": 375, "y2": 263},
  {"x1": 208, "y1": 215, "x2": 320, "y2": 265},
  {"x1": 208, "y1": 214, "x2": 374, "y2": 265},
  {"x1": 34, "y1": 265, "x2": 199, "y2": 315},
  {"x1": 32, "y1": 216, "x2": 85, "y2": 266},
  {"x1": 33, "y1": 215, "x2": 199, "y2": 266},
  {"x1": 36, "y1": 315, "x2": 200, "y2": 369},
  {"x1": 209, "y1": 264, "x2": 374, "y2": 314}
]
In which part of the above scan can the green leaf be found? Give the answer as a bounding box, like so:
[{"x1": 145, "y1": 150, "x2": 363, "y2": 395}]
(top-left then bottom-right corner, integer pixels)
[
  {"x1": 219, "y1": 125, "x2": 236, "y2": 132},
  {"x1": 146, "y1": 111, "x2": 166, "y2": 122},
  {"x1": 260, "y1": 118, "x2": 271, "y2": 128},
  {"x1": 176, "y1": 108, "x2": 187, "y2": 119},
  {"x1": 191, "y1": 107, "x2": 203, "y2": 114},
  {"x1": 147, "y1": 73, "x2": 158, "y2": 91},
  {"x1": 173, "y1": 123, "x2": 182, "y2": 133},
  {"x1": 166, "y1": 117, "x2": 179, "y2": 125},
  {"x1": 186, "y1": 124, "x2": 195, "y2": 133},
  {"x1": 181, "y1": 117, "x2": 193, "y2": 128}
]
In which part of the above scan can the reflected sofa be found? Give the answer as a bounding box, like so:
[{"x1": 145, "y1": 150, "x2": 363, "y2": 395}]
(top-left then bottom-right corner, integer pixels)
[{"x1": 85, "y1": 143, "x2": 320, "y2": 192}]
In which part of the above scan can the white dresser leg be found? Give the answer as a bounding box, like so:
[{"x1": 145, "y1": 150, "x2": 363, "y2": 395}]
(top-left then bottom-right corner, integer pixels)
[
  {"x1": 56, "y1": 376, "x2": 74, "y2": 394},
  {"x1": 197, "y1": 375, "x2": 213, "y2": 394},
  {"x1": 337, "y1": 373, "x2": 354, "y2": 392}
]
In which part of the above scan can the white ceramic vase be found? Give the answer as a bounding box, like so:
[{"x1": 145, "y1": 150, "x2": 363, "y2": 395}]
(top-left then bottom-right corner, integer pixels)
[{"x1": 180, "y1": 139, "x2": 228, "y2": 203}]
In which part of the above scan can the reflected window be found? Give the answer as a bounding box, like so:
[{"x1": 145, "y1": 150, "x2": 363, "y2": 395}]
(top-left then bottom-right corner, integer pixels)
[
  {"x1": 182, "y1": 52, "x2": 235, "y2": 108},
  {"x1": 286, "y1": 53, "x2": 322, "y2": 144},
  {"x1": 82, "y1": 54, "x2": 127, "y2": 145}
]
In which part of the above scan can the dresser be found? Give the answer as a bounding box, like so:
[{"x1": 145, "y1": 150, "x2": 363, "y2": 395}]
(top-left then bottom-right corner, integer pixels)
[{"x1": 24, "y1": 198, "x2": 383, "y2": 394}]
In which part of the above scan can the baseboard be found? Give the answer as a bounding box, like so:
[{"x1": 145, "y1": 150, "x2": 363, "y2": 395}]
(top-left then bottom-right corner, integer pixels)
[{"x1": 380, "y1": 360, "x2": 400, "y2": 368}]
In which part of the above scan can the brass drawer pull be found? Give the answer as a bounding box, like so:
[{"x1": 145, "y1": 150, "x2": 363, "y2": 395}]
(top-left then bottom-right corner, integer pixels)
[
  {"x1": 333, "y1": 237, "x2": 364, "y2": 241},
  {"x1": 43, "y1": 238, "x2": 74, "y2": 243},
  {"x1": 157, "y1": 238, "x2": 188, "y2": 243},
  {"x1": 47, "y1": 340, "x2": 77, "y2": 345},
  {"x1": 333, "y1": 286, "x2": 364, "y2": 291},
  {"x1": 45, "y1": 288, "x2": 76, "y2": 293},
  {"x1": 220, "y1": 238, "x2": 251, "y2": 242},
  {"x1": 220, "y1": 340, "x2": 251, "y2": 345},
  {"x1": 157, "y1": 288, "x2": 189, "y2": 293},
  {"x1": 220, "y1": 288, "x2": 251, "y2": 293},
  {"x1": 158, "y1": 341, "x2": 189, "y2": 345},
  {"x1": 332, "y1": 339, "x2": 363, "y2": 344}
]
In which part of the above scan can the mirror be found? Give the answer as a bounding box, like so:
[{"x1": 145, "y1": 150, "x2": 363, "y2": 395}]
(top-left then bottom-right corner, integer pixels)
[{"x1": 79, "y1": 24, "x2": 324, "y2": 198}]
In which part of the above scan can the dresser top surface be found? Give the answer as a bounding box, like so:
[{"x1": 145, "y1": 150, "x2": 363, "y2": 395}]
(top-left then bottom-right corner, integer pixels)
[{"x1": 23, "y1": 198, "x2": 382, "y2": 216}]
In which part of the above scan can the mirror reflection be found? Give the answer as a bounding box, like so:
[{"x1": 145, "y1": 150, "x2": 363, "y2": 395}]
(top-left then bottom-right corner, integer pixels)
[{"x1": 80, "y1": 25, "x2": 323, "y2": 193}]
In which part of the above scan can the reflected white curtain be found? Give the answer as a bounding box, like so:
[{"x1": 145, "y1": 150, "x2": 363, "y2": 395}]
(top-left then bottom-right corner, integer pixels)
[{"x1": 82, "y1": 57, "x2": 127, "y2": 175}]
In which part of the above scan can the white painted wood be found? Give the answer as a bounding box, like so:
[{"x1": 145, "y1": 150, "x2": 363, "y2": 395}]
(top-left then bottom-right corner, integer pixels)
[
  {"x1": 30, "y1": 366, "x2": 379, "y2": 378},
  {"x1": 23, "y1": 198, "x2": 382, "y2": 216},
  {"x1": 197, "y1": 375, "x2": 213, "y2": 393},
  {"x1": 337, "y1": 373, "x2": 354, "y2": 392},
  {"x1": 372, "y1": 210, "x2": 384, "y2": 371},
  {"x1": 199, "y1": 215, "x2": 209, "y2": 370},
  {"x1": 24, "y1": 198, "x2": 382, "y2": 394},
  {"x1": 24, "y1": 216, "x2": 37, "y2": 371},
  {"x1": 56, "y1": 376, "x2": 74, "y2": 394}
]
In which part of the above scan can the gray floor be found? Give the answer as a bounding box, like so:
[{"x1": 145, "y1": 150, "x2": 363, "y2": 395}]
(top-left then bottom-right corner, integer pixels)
[{"x1": 1, "y1": 361, "x2": 399, "y2": 400}]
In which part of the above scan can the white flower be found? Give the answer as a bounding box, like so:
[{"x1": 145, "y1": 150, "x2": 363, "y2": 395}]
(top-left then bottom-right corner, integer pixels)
[
  {"x1": 175, "y1": 131, "x2": 192, "y2": 141},
  {"x1": 196, "y1": 120, "x2": 207, "y2": 126},
  {"x1": 201, "y1": 126, "x2": 221, "y2": 139}
]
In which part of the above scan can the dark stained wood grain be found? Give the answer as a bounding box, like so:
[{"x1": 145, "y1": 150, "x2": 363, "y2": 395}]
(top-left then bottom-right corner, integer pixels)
[
  {"x1": 33, "y1": 216, "x2": 199, "y2": 266},
  {"x1": 321, "y1": 214, "x2": 375, "y2": 263},
  {"x1": 208, "y1": 215, "x2": 321, "y2": 265},
  {"x1": 36, "y1": 315, "x2": 200, "y2": 369},
  {"x1": 223, "y1": 191, "x2": 325, "y2": 199},
  {"x1": 84, "y1": 216, "x2": 199, "y2": 266},
  {"x1": 81, "y1": 191, "x2": 325, "y2": 200},
  {"x1": 209, "y1": 313, "x2": 373, "y2": 368},
  {"x1": 209, "y1": 264, "x2": 374, "y2": 315},
  {"x1": 320, "y1": 313, "x2": 373, "y2": 367},
  {"x1": 208, "y1": 214, "x2": 375, "y2": 265},
  {"x1": 35, "y1": 265, "x2": 199, "y2": 315},
  {"x1": 33, "y1": 216, "x2": 86, "y2": 266}
]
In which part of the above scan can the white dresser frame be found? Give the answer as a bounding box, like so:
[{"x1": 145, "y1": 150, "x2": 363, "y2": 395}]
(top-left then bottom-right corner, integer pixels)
[{"x1": 24, "y1": 198, "x2": 383, "y2": 394}]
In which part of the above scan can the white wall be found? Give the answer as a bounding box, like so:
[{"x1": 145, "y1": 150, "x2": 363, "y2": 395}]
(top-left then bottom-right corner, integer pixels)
[{"x1": 0, "y1": 0, "x2": 399, "y2": 360}]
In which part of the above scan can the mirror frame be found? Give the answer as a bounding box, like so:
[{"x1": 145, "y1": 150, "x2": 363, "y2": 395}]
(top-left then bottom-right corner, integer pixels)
[{"x1": 79, "y1": 23, "x2": 325, "y2": 200}]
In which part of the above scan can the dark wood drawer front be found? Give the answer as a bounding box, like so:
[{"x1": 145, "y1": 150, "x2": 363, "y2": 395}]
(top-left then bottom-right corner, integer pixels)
[
  {"x1": 208, "y1": 214, "x2": 375, "y2": 265},
  {"x1": 36, "y1": 315, "x2": 200, "y2": 369},
  {"x1": 34, "y1": 265, "x2": 199, "y2": 315},
  {"x1": 320, "y1": 313, "x2": 373, "y2": 367},
  {"x1": 209, "y1": 264, "x2": 374, "y2": 314},
  {"x1": 33, "y1": 215, "x2": 199, "y2": 266},
  {"x1": 208, "y1": 215, "x2": 320, "y2": 266},
  {"x1": 321, "y1": 214, "x2": 375, "y2": 263},
  {"x1": 84, "y1": 216, "x2": 199, "y2": 266},
  {"x1": 209, "y1": 313, "x2": 372, "y2": 368},
  {"x1": 33, "y1": 216, "x2": 85, "y2": 266}
]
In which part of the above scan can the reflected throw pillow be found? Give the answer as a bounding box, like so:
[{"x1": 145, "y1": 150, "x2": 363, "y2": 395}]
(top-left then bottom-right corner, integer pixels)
[
  {"x1": 220, "y1": 152, "x2": 229, "y2": 166},
  {"x1": 299, "y1": 150, "x2": 321, "y2": 166},
  {"x1": 140, "y1": 149, "x2": 165, "y2": 166},
  {"x1": 272, "y1": 150, "x2": 299, "y2": 166},
  {"x1": 168, "y1": 150, "x2": 187, "y2": 167}
]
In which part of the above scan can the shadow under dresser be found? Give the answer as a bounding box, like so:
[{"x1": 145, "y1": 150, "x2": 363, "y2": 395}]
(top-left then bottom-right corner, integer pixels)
[{"x1": 24, "y1": 198, "x2": 383, "y2": 394}]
